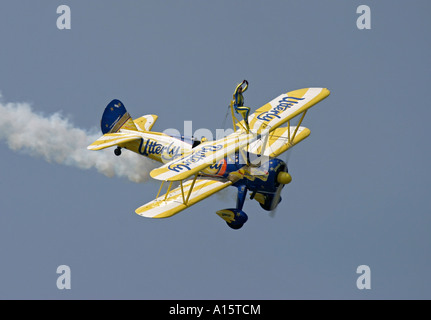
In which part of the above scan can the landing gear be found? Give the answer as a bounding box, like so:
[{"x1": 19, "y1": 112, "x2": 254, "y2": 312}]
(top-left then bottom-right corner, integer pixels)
[
  {"x1": 114, "y1": 147, "x2": 122, "y2": 156},
  {"x1": 216, "y1": 185, "x2": 249, "y2": 230},
  {"x1": 226, "y1": 216, "x2": 248, "y2": 230},
  {"x1": 216, "y1": 209, "x2": 249, "y2": 230},
  {"x1": 259, "y1": 195, "x2": 282, "y2": 211}
]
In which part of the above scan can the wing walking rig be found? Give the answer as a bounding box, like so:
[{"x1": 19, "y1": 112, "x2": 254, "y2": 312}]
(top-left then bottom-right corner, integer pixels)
[{"x1": 88, "y1": 87, "x2": 330, "y2": 229}]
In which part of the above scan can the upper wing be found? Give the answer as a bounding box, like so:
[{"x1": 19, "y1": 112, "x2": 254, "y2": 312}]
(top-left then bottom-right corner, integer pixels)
[
  {"x1": 150, "y1": 130, "x2": 256, "y2": 181},
  {"x1": 136, "y1": 177, "x2": 232, "y2": 218},
  {"x1": 150, "y1": 87, "x2": 329, "y2": 181},
  {"x1": 244, "y1": 87, "x2": 330, "y2": 134},
  {"x1": 87, "y1": 132, "x2": 141, "y2": 151}
]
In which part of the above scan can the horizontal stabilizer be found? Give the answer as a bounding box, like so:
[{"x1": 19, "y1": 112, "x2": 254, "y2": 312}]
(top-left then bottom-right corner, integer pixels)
[
  {"x1": 136, "y1": 177, "x2": 232, "y2": 218},
  {"x1": 133, "y1": 115, "x2": 158, "y2": 131},
  {"x1": 87, "y1": 132, "x2": 141, "y2": 151}
]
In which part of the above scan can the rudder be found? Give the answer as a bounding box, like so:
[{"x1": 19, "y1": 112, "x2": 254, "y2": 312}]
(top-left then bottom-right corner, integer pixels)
[{"x1": 101, "y1": 99, "x2": 137, "y2": 134}]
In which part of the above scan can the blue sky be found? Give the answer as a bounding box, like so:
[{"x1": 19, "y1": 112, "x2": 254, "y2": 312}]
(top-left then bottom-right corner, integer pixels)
[{"x1": 0, "y1": 1, "x2": 430, "y2": 299}]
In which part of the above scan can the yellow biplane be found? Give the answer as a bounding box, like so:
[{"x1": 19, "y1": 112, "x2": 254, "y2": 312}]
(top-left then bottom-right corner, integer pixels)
[{"x1": 88, "y1": 86, "x2": 330, "y2": 229}]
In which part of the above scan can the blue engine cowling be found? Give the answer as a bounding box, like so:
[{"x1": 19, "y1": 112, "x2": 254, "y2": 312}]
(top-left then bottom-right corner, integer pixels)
[{"x1": 216, "y1": 209, "x2": 248, "y2": 230}]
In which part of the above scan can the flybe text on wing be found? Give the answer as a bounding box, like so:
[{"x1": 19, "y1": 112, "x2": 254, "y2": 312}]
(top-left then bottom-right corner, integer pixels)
[
  {"x1": 256, "y1": 96, "x2": 304, "y2": 122},
  {"x1": 168, "y1": 145, "x2": 223, "y2": 172}
]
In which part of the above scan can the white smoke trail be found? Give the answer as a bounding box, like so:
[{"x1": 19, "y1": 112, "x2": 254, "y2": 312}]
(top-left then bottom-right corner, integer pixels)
[{"x1": 0, "y1": 95, "x2": 157, "y2": 183}]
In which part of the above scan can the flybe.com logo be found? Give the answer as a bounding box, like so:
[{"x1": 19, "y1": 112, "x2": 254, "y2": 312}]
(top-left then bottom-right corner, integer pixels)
[
  {"x1": 256, "y1": 96, "x2": 304, "y2": 122},
  {"x1": 168, "y1": 145, "x2": 223, "y2": 172}
]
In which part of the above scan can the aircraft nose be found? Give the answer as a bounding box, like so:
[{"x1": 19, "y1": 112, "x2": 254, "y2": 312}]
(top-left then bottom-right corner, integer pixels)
[{"x1": 277, "y1": 172, "x2": 292, "y2": 185}]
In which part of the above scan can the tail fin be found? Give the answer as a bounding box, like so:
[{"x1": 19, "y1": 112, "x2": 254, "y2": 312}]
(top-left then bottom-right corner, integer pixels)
[{"x1": 101, "y1": 99, "x2": 137, "y2": 134}]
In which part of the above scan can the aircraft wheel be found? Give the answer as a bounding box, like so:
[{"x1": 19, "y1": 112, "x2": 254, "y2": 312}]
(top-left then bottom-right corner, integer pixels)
[
  {"x1": 259, "y1": 196, "x2": 272, "y2": 211},
  {"x1": 259, "y1": 196, "x2": 282, "y2": 211},
  {"x1": 114, "y1": 147, "x2": 122, "y2": 156},
  {"x1": 226, "y1": 221, "x2": 244, "y2": 230}
]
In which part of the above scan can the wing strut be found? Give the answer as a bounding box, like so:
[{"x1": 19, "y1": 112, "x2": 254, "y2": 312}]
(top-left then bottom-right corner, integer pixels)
[
  {"x1": 290, "y1": 110, "x2": 307, "y2": 143},
  {"x1": 155, "y1": 173, "x2": 200, "y2": 207},
  {"x1": 156, "y1": 180, "x2": 165, "y2": 198},
  {"x1": 185, "y1": 173, "x2": 199, "y2": 205},
  {"x1": 180, "y1": 181, "x2": 186, "y2": 204},
  {"x1": 164, "y1": 181, "x2": 174, "y2": 201}
]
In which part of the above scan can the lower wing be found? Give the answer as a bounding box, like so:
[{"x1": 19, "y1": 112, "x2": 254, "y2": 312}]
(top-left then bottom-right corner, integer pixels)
[
  {"x1": 247, "y1": 126, "x2": 311, "y2": 158},
  {"x1": 136, "y1": 177, "x2": 232, "y2": 218}
]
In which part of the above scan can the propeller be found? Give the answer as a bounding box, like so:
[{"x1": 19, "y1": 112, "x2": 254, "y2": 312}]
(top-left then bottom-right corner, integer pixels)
[{"x1": 269, "y1": 152, "x2": 293, "y2": 218}]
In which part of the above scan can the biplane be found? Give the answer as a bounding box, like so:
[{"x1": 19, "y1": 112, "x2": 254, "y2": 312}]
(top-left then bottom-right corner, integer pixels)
[{"x1": 87, "y1": 86, "x2": 330, "y2": 229}]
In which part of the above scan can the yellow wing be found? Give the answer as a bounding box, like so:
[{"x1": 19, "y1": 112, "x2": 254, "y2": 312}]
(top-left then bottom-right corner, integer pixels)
[
  {"x1": 136, "y1": 177, "x2": 232, "y2": 218},
  {"x1": 240, "y1": 87, "x2": 330, "y2": 134},
  {"x1": 150, "y1": 87, "x2": 329, "y2": 181},
  {"x1": 149, "y1": 130, "x2": 256, "y2": 181},
  {"x1": 247, "y1": 126, "x2": 311, "y2": 158}
]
